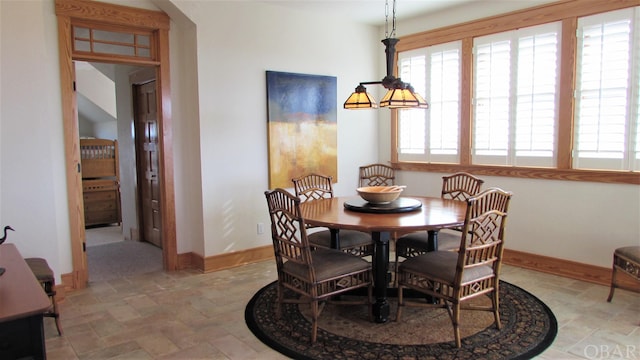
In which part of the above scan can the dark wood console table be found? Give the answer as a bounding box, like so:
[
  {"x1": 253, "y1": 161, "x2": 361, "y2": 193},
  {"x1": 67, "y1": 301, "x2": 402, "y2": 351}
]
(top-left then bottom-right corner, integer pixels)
[{"x1": 0, "y1": 244, "x2": 51, "y2": 359}]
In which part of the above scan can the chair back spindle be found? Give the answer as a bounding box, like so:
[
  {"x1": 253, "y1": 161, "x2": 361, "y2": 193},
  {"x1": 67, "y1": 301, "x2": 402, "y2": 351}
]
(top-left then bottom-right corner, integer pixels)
[
  {"x1": 441, "y1": 172, "x2": 484, "y2": 201},
  {"x1": 359, "y1": 164, "x2": 395, "y2": 187},
  {"x1": 292, "y1": 174, "x2": 334, "y2": 202}
]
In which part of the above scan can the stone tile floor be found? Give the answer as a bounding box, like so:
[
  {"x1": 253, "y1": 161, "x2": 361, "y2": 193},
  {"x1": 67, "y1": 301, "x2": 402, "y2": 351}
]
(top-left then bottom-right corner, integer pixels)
[{"x1": 45, "y1": 261, "x2": 639, "y2": 360}]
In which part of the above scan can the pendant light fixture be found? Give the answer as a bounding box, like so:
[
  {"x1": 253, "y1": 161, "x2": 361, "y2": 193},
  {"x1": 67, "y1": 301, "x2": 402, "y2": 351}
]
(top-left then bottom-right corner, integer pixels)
[{"x1": 344, "y1": 0, "x2": 428, "y2": 110}]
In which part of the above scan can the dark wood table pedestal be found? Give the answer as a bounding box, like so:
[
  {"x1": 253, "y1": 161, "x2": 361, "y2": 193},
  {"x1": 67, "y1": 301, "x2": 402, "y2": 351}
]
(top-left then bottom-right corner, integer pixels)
[{"x1": 370, "y1": 229, "x2": 440, "y2": 323}]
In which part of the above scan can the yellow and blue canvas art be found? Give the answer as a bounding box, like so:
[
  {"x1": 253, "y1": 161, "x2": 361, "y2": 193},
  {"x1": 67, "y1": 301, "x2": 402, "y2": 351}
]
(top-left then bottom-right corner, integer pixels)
[{"x1": 266, "y1": 71, "x2": 338, "y2": 188}]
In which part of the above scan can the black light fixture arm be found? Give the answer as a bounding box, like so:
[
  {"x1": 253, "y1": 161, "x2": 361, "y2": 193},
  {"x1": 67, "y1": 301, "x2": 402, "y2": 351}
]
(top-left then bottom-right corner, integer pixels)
[
  {"x1": 382, "y1": 38, "x2": 399, "y2": 85},
  {"x1": 357, "y1": 38, "x2": 406, "y2": 91}
]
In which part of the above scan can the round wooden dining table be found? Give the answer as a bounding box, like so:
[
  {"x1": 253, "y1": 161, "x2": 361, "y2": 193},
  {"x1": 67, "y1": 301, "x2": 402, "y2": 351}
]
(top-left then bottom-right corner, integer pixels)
[{"x1": 299, "y1": 196, "x2": 467, "y2": 323}]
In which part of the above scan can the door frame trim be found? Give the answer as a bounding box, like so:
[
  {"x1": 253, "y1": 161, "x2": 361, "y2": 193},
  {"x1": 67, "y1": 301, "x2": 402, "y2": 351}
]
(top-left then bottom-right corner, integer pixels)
[{"x1": 55, "y1": 0, "x2": 177, "y2": 289}]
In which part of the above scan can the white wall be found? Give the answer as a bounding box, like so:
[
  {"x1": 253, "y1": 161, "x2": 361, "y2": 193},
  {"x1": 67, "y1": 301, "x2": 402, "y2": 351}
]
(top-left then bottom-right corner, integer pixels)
[
  {"x1": 398, "y1": 172, "x2": 640, "y2": 268},
  {"x1": 166, "y1": 0, "x2": 381, "y2": 256},
  {"x1": 75, "y1": 62, "x2": 117, "y2": 119},
  {"x1": 0, "y1": 0, "x2": 72, "y2": 275},
  {"x1": 165, "y1": 10, "x2": 204, "y2": 255}
]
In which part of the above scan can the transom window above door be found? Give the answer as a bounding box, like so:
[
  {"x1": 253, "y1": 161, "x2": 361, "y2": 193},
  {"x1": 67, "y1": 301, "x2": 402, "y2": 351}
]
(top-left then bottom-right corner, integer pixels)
[{"x1": 72, "y1": 22, "x2": 155, "y2": 61}]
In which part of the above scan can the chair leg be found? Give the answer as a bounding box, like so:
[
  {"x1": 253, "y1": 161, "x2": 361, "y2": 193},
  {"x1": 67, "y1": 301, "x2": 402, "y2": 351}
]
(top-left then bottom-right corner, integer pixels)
[
  {"x1": 50, "y1": 289, "x2": 63, "y2": 335},
  {"x1": 394, "y1": 246, "x2": 403, "y2": 287},
  {"x1": 54, "y1": 313, "x2": 62, "y2": 335},
  {"x1": 368, "y1": 284, "x2": 374, "y2": 321},
  {"x1": 395, "y1": 285, "x2": 404, "y2": 321},
  {"x1": 607, "y1": 264, "x2": 617, "y2": 302},
  {"x1": 492, "y1": 288, "x2": 501, "y2": 329},
  {"x1": 452, "y1": 302, "x2": 461, "y2": 348},
  {"x1": 42, "y1": 280, "x2": 62, "y2": 336},
  {"x1": 275, "y1": 285, "x2": 283, "y2": 319},
  {"x1": 310, "y1": 300, "x2": 319, "y2": 344}
]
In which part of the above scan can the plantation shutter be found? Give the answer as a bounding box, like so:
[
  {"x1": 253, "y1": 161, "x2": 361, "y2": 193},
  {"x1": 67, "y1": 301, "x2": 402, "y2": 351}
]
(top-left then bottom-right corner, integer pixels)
[
  {"x1": 473, "y1": 23, "x2": 559, "y2": 166},
  {"x1": 398, "y1": 49, "x2": 427, "y2": 160},
  {"x1": 574, "y1": 8, "x2": 639, "y2": 171},
  {"x1": 398, "y1": 41, "x2": 461, "y2": 163},
  {"x1": 514, "y1": 27, "x2": 559, "y2": 165},
  {"x1": 473, "y1": 34, "x2": 511, "y2": 164}
]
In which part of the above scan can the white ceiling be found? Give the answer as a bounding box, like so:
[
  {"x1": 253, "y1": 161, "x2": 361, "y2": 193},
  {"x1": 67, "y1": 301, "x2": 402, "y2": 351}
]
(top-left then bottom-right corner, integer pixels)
[{"x1": 260, "y1": 0, "x2": 480, "y2": 26}]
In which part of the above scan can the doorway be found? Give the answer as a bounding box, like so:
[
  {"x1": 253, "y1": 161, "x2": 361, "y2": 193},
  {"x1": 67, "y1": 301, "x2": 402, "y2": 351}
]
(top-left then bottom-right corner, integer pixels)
[
  {"x1": 56, "y1": 0, "x2": 177, "y2": 290},
  {"x1": 77, "y1": 61, "x2": 163, "y2": 281}
]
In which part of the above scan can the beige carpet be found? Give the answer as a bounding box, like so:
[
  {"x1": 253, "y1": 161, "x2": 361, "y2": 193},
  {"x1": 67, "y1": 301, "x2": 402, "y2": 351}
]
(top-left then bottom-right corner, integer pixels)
[
  {"x1": 86, "y1": 225, "x2": 124, "y2": 247},
  {"x1": 86, "y1": 225, "x2": 162, "y2": 282}
]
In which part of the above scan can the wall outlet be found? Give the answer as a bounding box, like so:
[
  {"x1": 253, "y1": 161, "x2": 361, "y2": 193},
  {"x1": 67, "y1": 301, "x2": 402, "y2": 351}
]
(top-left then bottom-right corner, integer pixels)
[{"x1": 257, "y1": 223, "x2": 264, "y2": 234}]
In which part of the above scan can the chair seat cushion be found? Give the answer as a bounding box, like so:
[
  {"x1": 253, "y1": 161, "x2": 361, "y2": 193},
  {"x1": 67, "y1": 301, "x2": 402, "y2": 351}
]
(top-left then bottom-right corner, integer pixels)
[
  {"x1": 25, "y1": 258, "x2": 54, "y2": 282},
  {"x1": 399, "y1": 251, "x2": 493, "y2": 284},
  {"x1": 397, "y1": 230, "x2": 460, "y2": 252},
  {"x1": 283, "y1": 248, "x2": 370, "y2": 282},
  {"x1": 615, "y1": 246, "x2": 640, "y2": 263},
  {"x1": 308, "y1": 229, "x2": 372, "y2": 249}
]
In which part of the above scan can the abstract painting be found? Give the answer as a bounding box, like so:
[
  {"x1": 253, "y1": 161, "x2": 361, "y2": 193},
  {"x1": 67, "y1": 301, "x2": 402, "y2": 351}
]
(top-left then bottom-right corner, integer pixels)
[{"x1": 266, "y1": 71, "x2": 337, "y2": 188}]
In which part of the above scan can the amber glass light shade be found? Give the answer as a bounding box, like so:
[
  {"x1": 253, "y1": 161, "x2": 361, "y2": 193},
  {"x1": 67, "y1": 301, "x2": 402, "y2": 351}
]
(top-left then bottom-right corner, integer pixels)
[
  {"x1": 344, "y1": 86, "x2": 379, "y2": 109},
  {"x1": 379, "y1": 88, "x2": 420, "y2": 108},
  {"x1": 412, "y1": 91, "x2": 429, "y2": 109}
]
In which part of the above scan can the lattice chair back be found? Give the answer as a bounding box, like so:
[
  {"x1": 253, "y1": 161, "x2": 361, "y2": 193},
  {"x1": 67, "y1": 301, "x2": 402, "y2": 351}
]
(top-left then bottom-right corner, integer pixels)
[
  {"x1": 455, "y1": 188, "x2": 512, "y2": 294},
  {"x1": 359, "y1": 163, "x2": 395, "y2": 187},
  {"x1": 292, "y1": 174, "x2": 334, "y2": 203},
  {"x1": 441, "y1": 172, "x2": 484, "y2": 201},
  {"x1": 264, "y1": 188, "x2": 315, "y2": 282}
]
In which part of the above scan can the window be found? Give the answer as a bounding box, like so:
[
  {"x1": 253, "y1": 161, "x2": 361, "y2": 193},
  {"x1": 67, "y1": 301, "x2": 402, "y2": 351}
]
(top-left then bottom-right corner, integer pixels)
[
  {"x1": 573, "y1": 8, "x2": 640, "y2": 171},
  {"x1": 472, "y1": 23, "x2": 560, "y2": 167},
  {"x1": 397, "y1": 41, "x2": 461, "y2": 163},
  {"x1": 392, "y1": 1, "x2": 640, "y2": 183},
  {"x1": 73, "y1": 24, "x2": 153, "y2": 59}
]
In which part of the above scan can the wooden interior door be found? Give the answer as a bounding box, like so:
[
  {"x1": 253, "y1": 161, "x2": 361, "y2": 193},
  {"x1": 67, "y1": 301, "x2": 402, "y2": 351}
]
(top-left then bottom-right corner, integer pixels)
[{"x1": 135, "y1": 81, "x2": 162, "y2": 248}]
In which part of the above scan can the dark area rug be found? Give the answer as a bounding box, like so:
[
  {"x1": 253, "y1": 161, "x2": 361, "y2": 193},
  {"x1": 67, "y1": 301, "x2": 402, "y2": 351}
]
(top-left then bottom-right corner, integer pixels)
[{"x1": 245, "y1": 280, "x2": 557, "y2": 360}]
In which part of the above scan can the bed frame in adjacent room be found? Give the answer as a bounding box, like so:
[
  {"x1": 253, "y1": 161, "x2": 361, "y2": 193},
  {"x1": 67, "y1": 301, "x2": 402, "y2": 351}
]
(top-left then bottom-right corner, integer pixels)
[{"x1": 80, "y1": 139, "x2": 122, "y2": 227}]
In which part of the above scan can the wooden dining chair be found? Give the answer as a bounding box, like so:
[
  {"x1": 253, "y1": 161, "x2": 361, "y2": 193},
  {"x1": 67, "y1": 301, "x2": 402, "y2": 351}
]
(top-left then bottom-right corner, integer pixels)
[
  {"x1": 25, "y1": 257, "x2": 63, "y2": 335},
  {"x1": 293, "y1": 174, "x2": 374, "y2": 257},
  {"x1": 607, "y1": 246, "x2": 640, "y2": 302},
  {"x1": 395, "y1": 172, "x2": 484, "y2": 265},
  {"x1": 395, "y1": 188, "x2": 513, "y2": 348},
  {"x1": 358, "y1": 163, "x2": 395, "y2": 187},
  {"x1": 264, "y1": 188, "x2": 373, "y2": 344}
]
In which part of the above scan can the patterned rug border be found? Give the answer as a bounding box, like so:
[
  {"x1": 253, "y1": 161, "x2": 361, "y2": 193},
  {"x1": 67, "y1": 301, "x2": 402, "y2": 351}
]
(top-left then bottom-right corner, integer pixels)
[{"x1": 245, "y1": 280, "x2": 557, "y2": 360}]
